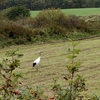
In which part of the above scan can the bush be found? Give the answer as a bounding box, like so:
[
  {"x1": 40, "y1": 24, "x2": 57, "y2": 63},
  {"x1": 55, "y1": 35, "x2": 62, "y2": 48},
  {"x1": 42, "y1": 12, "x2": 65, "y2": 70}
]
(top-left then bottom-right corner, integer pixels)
[
  {"x1": 28, "y1": 28, "x2": 46, "y2": 42},
  {"x1": 29, "y1": 8, "x2": 68, "y2": 37},
  {"x1": 86, "y1": 20, "x2": 100, "y2": 33},
  {"x1": 47, "y1": 24, "x2": 66, "y2": 37},
  {"x1": 34, "y1": 8, "x2": 67, "y2": 27},
  {"x1": 33, "y1": 9, "x2": 89, "y2": 33},
  {"x1": 6, "y1": 6, "x2": 30, "y2": 20},
  {"x1": 30, "y1": 9, "x2": 91, "y2": 37},
  {"x1": 65, "y1": 15, "x2": 88, "y2": 32},
  {"x1": 0, "y1": 21, "x2": 34, "y2": 46},
  {"x1": 1, "y1": 8, "x2": 100, "y2": 48}
]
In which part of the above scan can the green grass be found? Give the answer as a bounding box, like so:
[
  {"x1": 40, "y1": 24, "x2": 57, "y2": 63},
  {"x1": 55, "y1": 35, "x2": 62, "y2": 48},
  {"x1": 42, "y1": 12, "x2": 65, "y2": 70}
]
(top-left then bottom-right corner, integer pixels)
[
  {"x1": 62, "y1": 8, "x2": 100, "y2": 16},
  {"x1": 30, "y1": 10, "x2": 41, "y2": 17},
  {"x1": 0, "y1": 38, "x2": 100, "y2": 97},
  {"x1": 30, "y1": 8, "x2": 100, "y2": 17}
]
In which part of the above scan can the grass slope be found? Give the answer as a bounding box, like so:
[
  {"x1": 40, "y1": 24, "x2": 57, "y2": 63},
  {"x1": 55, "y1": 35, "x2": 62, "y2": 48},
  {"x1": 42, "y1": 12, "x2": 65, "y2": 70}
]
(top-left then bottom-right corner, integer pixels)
[
  {"x1": 0, "y1": 38, "x2": 100, "y2": 96},
  {"x1": 30, "y1": 8, "x2": 100, "y2": 17}
]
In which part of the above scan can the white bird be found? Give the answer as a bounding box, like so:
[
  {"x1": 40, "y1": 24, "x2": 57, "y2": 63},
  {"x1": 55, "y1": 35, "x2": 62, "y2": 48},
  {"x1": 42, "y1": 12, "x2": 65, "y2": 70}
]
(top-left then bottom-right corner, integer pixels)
[{"x1": 33, "y1": 52, "x2": 42, "y2": 71}]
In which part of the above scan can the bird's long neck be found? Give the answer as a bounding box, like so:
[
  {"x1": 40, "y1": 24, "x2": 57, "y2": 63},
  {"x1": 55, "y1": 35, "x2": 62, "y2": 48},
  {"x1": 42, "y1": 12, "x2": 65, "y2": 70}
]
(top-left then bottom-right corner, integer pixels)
[{"x1": 39, "y1": 52, "x2": 42, "y2": 56}]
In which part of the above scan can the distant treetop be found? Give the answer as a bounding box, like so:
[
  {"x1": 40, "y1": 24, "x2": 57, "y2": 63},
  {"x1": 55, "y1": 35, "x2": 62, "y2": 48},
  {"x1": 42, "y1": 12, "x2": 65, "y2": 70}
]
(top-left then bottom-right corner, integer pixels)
[{"x1": 0, "y1": 0, "x2": 100, "y2": 10}]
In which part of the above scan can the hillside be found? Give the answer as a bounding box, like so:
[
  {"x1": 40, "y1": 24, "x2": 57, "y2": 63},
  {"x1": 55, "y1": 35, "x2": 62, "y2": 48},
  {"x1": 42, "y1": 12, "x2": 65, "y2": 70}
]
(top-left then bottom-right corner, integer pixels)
[{"x1": 0, "y1": 38, "x2": 100, "y2": 96}]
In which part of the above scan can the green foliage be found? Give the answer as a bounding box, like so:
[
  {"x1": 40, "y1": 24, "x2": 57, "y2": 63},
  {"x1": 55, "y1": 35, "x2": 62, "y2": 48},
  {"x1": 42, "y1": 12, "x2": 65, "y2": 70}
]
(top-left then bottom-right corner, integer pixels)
[
  {"x1": 0, "y1": 0, "x2": 7, "y2": 10},
  {"x1": 65, "y1": 15, "x2": 88, "y2": 32},
  {"x1": 51, "y1": 39, "x2": 100, "y2": 100},
  {"x1": 35, "y1": 8, "x2": 67, "y2": 27},
  {"x1": 51, "y1": 39, "x2": 86, "y2": 100},
  {"x1": 0, "y1": 49, "x2": 23, "y2": 100},
  {"x1": 6, "y1": 6, "x2": 30, "y2": 20},
  {"x1": 1, "y1": 0, "x2": 100, "y2": 10},
  {"x1": 31, "y1": 9, "x2": 100, "y2": 35},
  {"x1": 87, "y1": 20, "x2": 100, "y2": 33},
  {"x1": 0, "y1": 49, "x2": 52, "y2": 100},
  {"x1": 0, "y1": 8, "x2": 100, "y2": 48},
  {"x1": 18, "y1": 9, "x2": 68, "y2": 40},
  {"x1": 31, "y1": 9, "x2": 89, "y2": 37},
  {"x1": 0, "y1": 21, "x2": 33, "y2": 47}
]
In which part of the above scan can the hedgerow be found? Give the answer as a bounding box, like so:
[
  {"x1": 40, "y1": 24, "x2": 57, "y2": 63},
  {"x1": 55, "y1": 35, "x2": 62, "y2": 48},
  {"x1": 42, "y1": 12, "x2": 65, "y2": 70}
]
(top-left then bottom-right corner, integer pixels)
[{"x1": 0, "y1": 8, "x2": 100, "y2": 48}]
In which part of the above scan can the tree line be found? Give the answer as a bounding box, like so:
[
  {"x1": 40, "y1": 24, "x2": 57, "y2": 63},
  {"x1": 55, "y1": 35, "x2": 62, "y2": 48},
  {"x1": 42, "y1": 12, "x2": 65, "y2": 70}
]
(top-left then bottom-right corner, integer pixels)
[{"x1": 0, "y1": 0, "x2": 100, "y2": 10}]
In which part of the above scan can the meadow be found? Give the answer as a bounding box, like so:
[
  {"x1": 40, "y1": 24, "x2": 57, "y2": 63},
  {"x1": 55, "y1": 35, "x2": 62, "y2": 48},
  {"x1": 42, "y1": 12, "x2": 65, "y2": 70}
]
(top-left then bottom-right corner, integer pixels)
[
  {"x1": 30, "y1": 8, "x2": 100, "y2": 17},
  {"x1": 0, "y1": 8, "x2": 100, "y2": 99},
  {"x1": 0, "y1": 38, "x2": 100, "y2": 96}
]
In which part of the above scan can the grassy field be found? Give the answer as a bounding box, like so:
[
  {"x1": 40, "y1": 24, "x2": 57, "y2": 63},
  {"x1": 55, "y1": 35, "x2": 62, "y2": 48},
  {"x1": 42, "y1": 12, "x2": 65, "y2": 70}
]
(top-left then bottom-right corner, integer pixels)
[
  {"x1": 30, "y1": 8, "x2": 100, "y2": 17},
  {"x1": 0, "y1": 38, "x2": 100, "y2": 96}
]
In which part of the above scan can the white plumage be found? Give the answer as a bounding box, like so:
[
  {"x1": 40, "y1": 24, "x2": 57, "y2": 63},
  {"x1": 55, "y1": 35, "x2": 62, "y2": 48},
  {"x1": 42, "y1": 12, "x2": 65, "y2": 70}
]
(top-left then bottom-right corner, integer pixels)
[
  {"x1": 34, "y1": 57, "x2": 40, "y2": 64},
  {"x1": 33, "y1": 52, "x2": 42, "y2": 71}
]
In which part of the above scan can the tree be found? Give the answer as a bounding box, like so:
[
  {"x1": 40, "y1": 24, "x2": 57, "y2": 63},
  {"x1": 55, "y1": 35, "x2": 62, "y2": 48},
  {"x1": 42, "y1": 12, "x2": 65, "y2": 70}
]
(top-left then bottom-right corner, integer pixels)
[
  {"x1": 0, "y1": 0, "x2": 7, "y2": 10},
  {"x1": 1, "y1": 0, "x2": 100, "y2": 10},
  {"x1": 31, "y1": 0, "x2": 45, "y2": 10},
  {"x1": 95, "y1": 0, "x2": 100, "y2": 7},
  {"x1": 6, "y1": 6, "x2": 30, "y2": 20},
  {"x1": 5, "y1": 0, "x2": 26, "y2": 8}
]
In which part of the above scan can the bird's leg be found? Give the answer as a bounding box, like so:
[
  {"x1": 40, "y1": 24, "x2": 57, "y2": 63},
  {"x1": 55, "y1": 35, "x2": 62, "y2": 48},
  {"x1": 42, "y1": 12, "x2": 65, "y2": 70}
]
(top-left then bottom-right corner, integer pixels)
[{"x1": 36, "y1": 66, "x2": 38, "y2": 71}]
